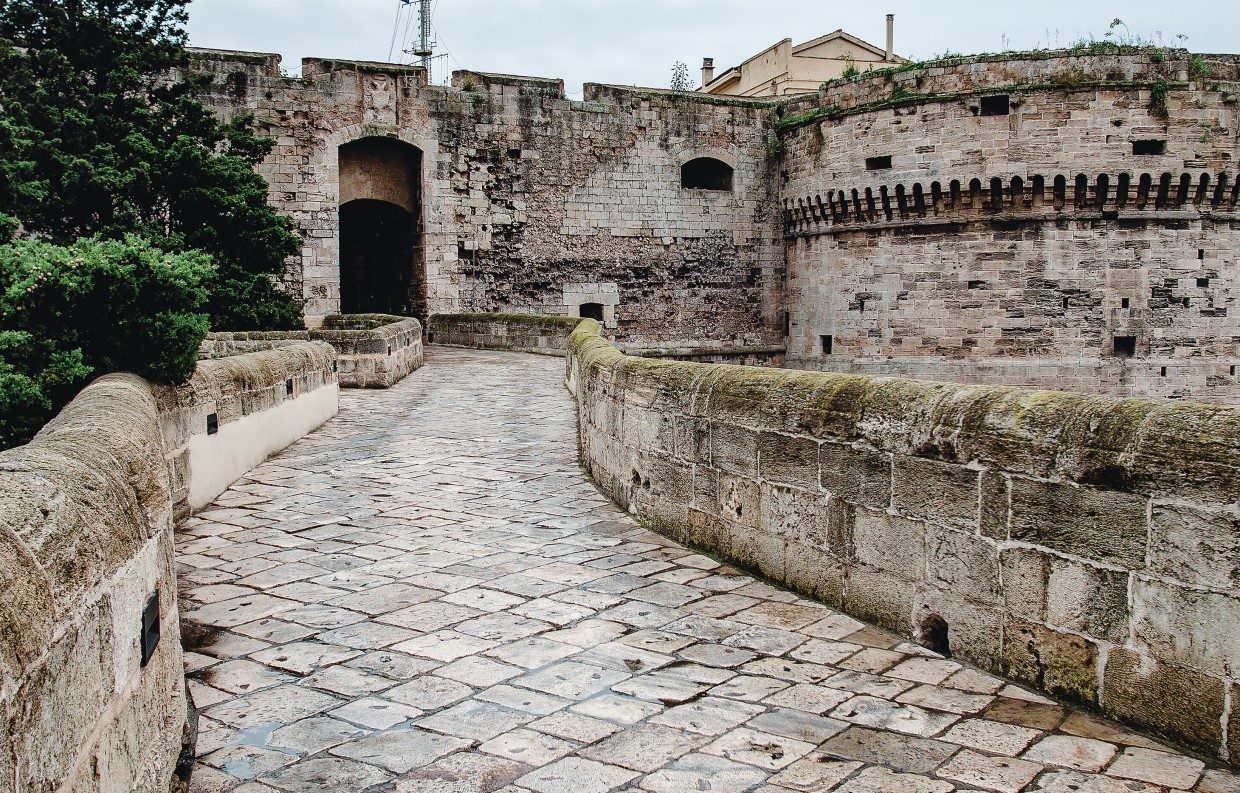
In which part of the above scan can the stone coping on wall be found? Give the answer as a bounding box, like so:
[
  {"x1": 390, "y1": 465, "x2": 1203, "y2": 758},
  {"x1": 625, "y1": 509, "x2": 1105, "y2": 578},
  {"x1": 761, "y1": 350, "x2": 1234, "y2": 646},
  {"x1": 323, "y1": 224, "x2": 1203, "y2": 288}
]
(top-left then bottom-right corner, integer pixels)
[
  {"x1": 201, "y1": 315, "x2": 424, "y2": 389},
  {"x1": 776, "y1": 48, "x2": 1235, "y2": 129},
  {"x1": 426, "y1": 313, "x2": 584, "y2": 356},
  {"x1": 0, "y1": 341, "x2": 344, "y2": 791},
  {"x1": 565, "y1": 317, "x2": 1240, "y2": 764},
  {"x1": 0, "y1": 374, "x2": 187, "y2": 792},
  {"x1": 162, "y1": 341, "x2": 340, "y2": 516}
]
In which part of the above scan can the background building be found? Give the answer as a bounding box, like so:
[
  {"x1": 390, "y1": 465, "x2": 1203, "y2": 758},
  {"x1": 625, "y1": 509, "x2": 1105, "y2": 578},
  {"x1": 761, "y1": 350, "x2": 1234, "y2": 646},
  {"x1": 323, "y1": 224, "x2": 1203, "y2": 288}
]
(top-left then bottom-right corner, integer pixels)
[{"x1": 700, "y1": 16, "x2": 904, "y2": 96}]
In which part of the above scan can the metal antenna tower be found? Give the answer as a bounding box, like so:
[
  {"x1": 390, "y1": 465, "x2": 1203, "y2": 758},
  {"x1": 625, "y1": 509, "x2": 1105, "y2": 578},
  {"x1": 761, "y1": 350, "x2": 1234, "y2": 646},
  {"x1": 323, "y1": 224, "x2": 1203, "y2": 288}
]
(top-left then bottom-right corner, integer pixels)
[{"x1": 409, "y1": 0, "x2": 434, "y2": 70}]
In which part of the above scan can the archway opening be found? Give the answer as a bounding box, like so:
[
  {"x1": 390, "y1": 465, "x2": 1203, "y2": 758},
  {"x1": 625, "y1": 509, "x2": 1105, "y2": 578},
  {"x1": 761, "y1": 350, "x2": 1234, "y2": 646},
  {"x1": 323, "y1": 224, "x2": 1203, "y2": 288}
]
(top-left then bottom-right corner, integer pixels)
[
  {"x1": 338, "y1": 137, "x2": 424, "y2": 317},
  {"x1": 681, "y1": 157, "x2": 734, "y2": 191}
]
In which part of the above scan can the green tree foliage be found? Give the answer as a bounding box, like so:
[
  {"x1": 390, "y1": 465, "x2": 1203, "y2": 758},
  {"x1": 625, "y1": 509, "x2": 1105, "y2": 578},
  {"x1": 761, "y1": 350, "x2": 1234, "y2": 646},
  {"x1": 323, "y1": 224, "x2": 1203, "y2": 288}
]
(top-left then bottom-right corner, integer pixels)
[
  {"x1": 0, "y1": 0, "x2": 303, "y2": 330},
  {"x1": 0, "y1": 236, "x2": 213, "y2": 447}
]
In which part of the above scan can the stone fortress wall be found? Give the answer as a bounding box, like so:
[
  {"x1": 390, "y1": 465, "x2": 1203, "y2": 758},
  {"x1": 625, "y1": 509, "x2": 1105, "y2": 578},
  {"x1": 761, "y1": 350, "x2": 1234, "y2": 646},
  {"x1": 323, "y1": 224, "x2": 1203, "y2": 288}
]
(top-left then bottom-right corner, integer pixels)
[
  {"x1": 778, "y1": 49, "x2": 1240, "y2": 401},
  {"x1": 563, "y1": 316, "x2": 1240, "y2": 764},
  {"x1": 184, "y1": 50, "x2": 786, "y2": 351},
  {"x1": 186, "y1": 46, "x2": 1240, "y2": 404}
]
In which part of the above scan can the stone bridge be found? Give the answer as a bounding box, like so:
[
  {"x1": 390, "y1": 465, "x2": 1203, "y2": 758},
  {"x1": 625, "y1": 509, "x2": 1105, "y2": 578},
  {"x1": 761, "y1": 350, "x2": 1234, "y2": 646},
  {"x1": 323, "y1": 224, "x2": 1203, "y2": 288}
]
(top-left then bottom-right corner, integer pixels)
[{"x1": 178, "y1": 347, "x2": 1232, "y2": 793}]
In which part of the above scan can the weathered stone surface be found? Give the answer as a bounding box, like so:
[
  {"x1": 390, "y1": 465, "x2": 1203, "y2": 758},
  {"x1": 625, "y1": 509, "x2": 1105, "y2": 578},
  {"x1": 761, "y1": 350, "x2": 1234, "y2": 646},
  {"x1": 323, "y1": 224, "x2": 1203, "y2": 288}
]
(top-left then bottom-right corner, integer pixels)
[
  {"x1": 1149, "y1": 503, "x2": 1240, "y2": 590},
  {"x1": 567, "y1": 321, "x2": 1240, "y2": 763},
  {"x1": 1001, "y1": 618, "x2": 1098, "y2": 706},
  {"x1": 924, "y1": 526, "x2": 999, "y2": 604},
  {"x1": 1045, "y1": 558, "x2": 1128, "y2": 642},
  {"x1": 1008, "y1": 479, "x2": 1149, "y2": 567},
  {"x1": 999, "y1": 548, "x2": 1047, "y2": 623},
  {"x1": 819, "y1": 443, "x2": 891, "y2": 508},
  {"x1": 0, "y1": 372, "x2": 190, "y2": 793},
  {"x1": 892, "y1": 457, "x2": 980, "y2": 529},
  {"x1": 845, "y1": 566, "x2": 916, "y2": 635},
  {"x1": 1101, "y1": 648, "x2": 1225, "y2": 755},
  {"x1": 851, "y1": 509, "x2": 924, "y2": 581},
  {"x1": 712, "y1": 424, "x2": 760, "y2": 477},
  {"x1": 758, "y1": 433, "x2": 820, "y2": 491},
  {"x1": 818, "y1": 726, "x2": 957, "y2": 773},
  {"x1": 1131, "y1": 577, "x2": 1240, "y2": 677}
]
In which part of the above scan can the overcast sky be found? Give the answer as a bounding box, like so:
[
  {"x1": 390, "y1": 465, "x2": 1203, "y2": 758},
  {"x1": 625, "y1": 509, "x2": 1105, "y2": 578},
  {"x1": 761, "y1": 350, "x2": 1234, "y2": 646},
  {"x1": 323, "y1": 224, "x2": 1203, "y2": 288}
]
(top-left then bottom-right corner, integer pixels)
[{"x1": 184, "y1": 0, "x2": 1238, "y2": 97}]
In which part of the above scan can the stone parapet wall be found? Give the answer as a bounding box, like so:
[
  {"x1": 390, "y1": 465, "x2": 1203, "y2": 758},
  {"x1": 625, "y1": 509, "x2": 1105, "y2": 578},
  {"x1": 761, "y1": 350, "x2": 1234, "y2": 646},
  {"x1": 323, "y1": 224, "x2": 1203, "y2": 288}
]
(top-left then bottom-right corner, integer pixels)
[
  {"x1": 427, "y1": 313, "x2": 583, "y2": 356},
  {"x1": 566, "y1": 318, "x2": 1240, "y2": 763},
  {"x1": 201, "y1": 315, "x2": 424, "y2": 388},
  {"x1": 618, "y1": 343, "x2": 787, "y2": 368},
  {"x1": 162, "y1": 342, "x2": 339, "y2": 515},
  {"x1": 0, "y1": 375, "x2": 186, "y2": 792},
  {"x1": 0, "y1": 341, "x2": 346, "y2": 791}
]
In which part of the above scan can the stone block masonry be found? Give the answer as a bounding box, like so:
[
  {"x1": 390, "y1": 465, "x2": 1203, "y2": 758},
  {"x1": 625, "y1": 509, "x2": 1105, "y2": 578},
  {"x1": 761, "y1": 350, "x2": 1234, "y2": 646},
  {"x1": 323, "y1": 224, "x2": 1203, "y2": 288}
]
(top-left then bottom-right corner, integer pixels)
[
  {"x1": 427, "y1": 312, "x2": 582, "y2": 356},
  {"x1": 0, "y1": 375, "x2": 186, "y2": 793},
  {"x1": 162, "y1": 342, "x2": 339, "y2": 515},
  {"x1": 0, "y1": 343, "x2": 343, "y2": 792},
  {"x1": 778, "y1": 49, "x2": 1240, "y2": 403},
  {"x1": 184, "y1": 52, "x2": 786, "y2": 349},
  {"x1": 201, "y1": 314, "x2": 424, "y2": 389},
  {"x1": 566, "y1": 317, "x2": 1240, "y2": 763}
]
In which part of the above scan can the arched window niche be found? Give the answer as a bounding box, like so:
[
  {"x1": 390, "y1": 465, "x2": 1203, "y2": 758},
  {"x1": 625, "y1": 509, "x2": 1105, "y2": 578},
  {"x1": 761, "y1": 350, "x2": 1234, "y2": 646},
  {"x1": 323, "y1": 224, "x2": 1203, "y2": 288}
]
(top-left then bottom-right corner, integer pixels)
[{"x1": 681, "y1": 157, "x2": 734, "y2": 191}]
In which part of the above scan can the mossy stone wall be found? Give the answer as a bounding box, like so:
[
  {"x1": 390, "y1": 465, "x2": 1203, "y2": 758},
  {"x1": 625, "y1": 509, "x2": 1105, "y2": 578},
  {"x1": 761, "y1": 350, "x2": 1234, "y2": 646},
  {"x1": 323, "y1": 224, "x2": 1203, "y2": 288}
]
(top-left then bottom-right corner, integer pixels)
[
  {"x1": 201, "y1": 315, "x2": 424, "y2": 388},
  {"x1": 566, "y1": 317, "x2": 1240, "y2": 764},
  {"x1": 427, "y1": 313, "x2": 584, "y2": 356}
]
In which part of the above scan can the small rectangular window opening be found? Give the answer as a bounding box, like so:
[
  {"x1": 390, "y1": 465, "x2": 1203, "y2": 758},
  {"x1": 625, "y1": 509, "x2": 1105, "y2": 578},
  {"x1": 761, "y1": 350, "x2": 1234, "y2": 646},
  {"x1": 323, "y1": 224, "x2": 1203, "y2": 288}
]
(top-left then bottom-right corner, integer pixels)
[
  {"x1": 140, "y1": 592, "x2": 160, "y2": 668},
  {"x1": 1132, "y1": 140, "x2": 1166, "y2": 155},
  {"x1": 820, "y1": 335, "x2": 834, "y2": 355},
  {"x1": 1198, "y1": 249, "x2": 1205, "y2": 260},
  {"x1": 1121, "y1": 298, "x2": 1130, "y2": 309},
  {"x1": 967, "y1": 280, "x2": 986, "y2": 290},
  {"x1": 980, "y1": 95, "x2": 1011, "y2": 116},
  {"x1": 1062, "y1": 297, "x2": 1070, "y2": 309},
  {"x1": 858, "y1": 299, "x2": 866, "y2": 313},
  {"x1": 1160, "y1": 366, "x2": 1168, "y2": 377},
  {"x1": 1231, "y1": 365, "x2": 1237, "y2": 376},
  {"x1": 865, "y1": 156, "x2": 893, "y2": 171},
  {"x1": 1113, "y1": 336, "x2": 1137, "y2": 358},
  {"x1": 206, "y1": 413, "x2": 219, "y2": 435},
  {"x1": 578, "y1": 302, "x2": 605, "y2": 321},
  {"x1": 1197, "y1": 277, "x2": 1210, "y2": 288},
  {"x1": 285, "y1": 378, "x2": 294, "y2": 397}
]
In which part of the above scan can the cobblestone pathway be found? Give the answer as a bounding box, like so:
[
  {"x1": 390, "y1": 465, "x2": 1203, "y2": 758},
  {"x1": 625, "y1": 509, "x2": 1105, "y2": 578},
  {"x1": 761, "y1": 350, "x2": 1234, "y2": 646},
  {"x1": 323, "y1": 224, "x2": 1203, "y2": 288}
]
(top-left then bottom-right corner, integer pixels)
[{"x1": 178, "y1": 348, "x2": 1234, "y2": 793}]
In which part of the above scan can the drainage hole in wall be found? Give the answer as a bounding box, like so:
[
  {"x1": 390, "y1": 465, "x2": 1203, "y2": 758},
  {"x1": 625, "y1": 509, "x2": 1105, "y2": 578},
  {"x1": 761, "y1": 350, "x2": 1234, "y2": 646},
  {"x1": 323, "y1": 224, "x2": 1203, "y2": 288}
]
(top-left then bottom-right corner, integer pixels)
[{"x1": 915, "y1": 611, "x2": 951, "y2": 658}]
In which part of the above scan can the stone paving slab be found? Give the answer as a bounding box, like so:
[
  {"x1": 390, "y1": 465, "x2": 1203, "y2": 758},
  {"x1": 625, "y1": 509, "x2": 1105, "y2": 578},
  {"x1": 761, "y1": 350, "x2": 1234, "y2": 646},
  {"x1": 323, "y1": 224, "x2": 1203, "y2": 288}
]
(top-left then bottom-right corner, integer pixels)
[{"x1": 180, "y1": 347, "x2": 1235, "y2": 793}]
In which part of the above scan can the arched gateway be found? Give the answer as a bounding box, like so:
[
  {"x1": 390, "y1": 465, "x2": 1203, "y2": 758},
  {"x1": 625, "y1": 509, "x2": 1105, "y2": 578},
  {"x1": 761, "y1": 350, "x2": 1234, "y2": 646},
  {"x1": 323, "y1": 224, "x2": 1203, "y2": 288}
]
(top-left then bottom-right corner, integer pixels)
[{"x1": 338, "y1": 137, "x2": 425, "y2": 317}]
